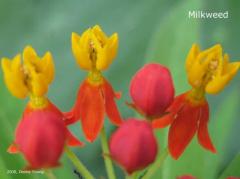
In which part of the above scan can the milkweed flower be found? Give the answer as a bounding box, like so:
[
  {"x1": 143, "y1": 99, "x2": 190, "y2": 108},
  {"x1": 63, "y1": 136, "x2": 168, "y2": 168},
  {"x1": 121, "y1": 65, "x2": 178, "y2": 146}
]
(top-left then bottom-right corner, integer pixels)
[
  {"x1": 1, "y1": 46, "x2": 83, "y2": 169},
  {"x1": 129, "y1": 63, "x2": 174, "y2": 119},
  {"x1": 109, "y1": 119, "x2": 158, "y2": 174},
  {"x1": 153, "y1": 44, "x2": 240, "y2": 159},
  {"x1": 65, "y1": 25, "x2": 122, "y2": 142}
]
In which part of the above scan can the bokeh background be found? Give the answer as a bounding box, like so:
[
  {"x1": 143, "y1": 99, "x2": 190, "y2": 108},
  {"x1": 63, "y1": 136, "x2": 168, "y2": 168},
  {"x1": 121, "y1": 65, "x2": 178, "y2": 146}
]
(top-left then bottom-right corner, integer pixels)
[{"x1": 0, "y1": 0, "x2": 239, "y2": 178}]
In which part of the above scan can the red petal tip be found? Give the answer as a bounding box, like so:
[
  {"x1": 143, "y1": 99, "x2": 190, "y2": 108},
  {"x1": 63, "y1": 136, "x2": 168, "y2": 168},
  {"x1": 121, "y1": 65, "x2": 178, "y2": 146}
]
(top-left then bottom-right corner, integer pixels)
[
  {"x1": 103, "y1": 81, "x2": 123, "y2": 126},
  {"x1": 86, "y1": 137, "x2": 96, "y2": 143},
  {"x1": 152, "y1": 114, "x2": 174, "y2": 129},
  {"x1": 66, "y1": 129, "x2": 84, "y2": 147},
  {"x1": 168, "y1": 100, "x2": 199, "y2": 160},
  {"x1": 115, "y1": 91, "x2": 122, "y2": 99},
  {"x1": 197, "y1": 102, "x2": 217, "y2": 154},
  {"x1": 7, "y1": 143, "x2": 19, "y2": 154},
  {"x1": 170, "y1": 150, "x2": 181, "y2": 160},
  {"x1": 64, "y1": 111, "x2": 78, "y2": 125}
]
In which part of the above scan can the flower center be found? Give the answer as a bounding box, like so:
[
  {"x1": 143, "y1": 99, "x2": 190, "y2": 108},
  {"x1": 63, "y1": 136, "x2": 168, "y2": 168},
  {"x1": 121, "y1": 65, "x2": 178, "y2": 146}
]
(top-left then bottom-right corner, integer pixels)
[
  {"x1": 89, "y1": 40, "x2": 97, "y2": 70},
  {"x1": 189, "y1": 58, "x2": 220, "y2": 103},
  {"x1": 87, "y1": 70, "x2": 103, "y2": 85},
  {"x1": 200, "y1": 58, "x2": 219, "y2": 88},
  {"x1": 22, "y1": 64, "x2": 48, "y2": 108},
  {"x1": 22, "y1": 65, "x2": 32, "y2": 92},
  {"x1": 87, "y1": 40, "x2": 103, "y2": 85},
  {"x1": 187, "y1": 87, "x2": 206, "y2": 105}
]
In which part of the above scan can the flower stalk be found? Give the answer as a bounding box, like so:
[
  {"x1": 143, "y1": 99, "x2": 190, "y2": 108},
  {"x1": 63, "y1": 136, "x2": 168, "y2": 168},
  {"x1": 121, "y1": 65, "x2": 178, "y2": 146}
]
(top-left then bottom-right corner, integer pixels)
[
  {"x1": 125, "y1": 172, "x2": 138, "y2": 179},
  {"x1": 100, "y1": 127, "x2": 116, "y2": 179},
  {"x1": 45, "y1": 170, "x2": 57, "y2": 179},
  {"x1": 64, "y1": 146, "x2": 94, "y2": 179},
  {"x1": 142, "y1": 147, "x2": 169, "y2": 179}
]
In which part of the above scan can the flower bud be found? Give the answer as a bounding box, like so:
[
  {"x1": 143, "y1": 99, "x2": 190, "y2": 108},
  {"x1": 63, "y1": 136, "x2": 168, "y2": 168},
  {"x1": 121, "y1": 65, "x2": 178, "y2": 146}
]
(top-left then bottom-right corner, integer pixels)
[
  {"x1": 130, "y1": 63, "x2": 174, "y2": 117},
  {"x1": 15, "y1": 108, "x2": 66, "y2": 169},
  {"x1": 109, "y1": 119, "x2": 158, "y2": 174}
]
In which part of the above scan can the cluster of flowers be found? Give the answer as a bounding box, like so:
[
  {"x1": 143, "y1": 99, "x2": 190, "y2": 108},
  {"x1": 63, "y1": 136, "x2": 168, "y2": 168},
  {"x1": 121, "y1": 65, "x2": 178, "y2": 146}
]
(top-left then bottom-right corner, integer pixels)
[{"x1": 1, "y1": 25, "x2": 240, "y2": 176}]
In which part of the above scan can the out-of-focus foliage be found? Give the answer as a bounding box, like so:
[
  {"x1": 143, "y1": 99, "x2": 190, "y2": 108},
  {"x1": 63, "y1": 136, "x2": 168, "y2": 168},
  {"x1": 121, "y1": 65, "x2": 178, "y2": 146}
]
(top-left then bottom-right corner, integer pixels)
[
  {"x1": 0, "y1": 0, "x2": 239, "y2": 178},
  {"x1": 219, "y1": 153, "x2": 240, "y2": 179}
]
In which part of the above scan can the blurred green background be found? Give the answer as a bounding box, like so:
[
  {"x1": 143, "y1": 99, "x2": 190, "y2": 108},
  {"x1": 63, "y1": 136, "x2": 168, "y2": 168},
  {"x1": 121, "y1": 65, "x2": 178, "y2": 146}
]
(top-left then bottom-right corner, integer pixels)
[{"x1": 0, "y1": 0, "x2": 239, "y2": 178}]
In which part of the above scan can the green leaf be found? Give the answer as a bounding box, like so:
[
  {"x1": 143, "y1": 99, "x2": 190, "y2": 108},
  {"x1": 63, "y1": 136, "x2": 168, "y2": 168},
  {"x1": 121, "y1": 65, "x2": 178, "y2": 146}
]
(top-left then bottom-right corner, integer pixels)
[
  {"x1": 218, "y1": 153, "x2": 240, "y2": 179},
  {"x1": 0, "y1": 155, "x2": 10, "y2": 179}
]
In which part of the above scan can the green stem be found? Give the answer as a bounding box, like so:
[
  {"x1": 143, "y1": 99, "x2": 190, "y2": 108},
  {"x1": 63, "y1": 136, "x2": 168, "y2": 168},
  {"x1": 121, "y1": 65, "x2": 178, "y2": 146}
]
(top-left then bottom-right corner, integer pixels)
[
  {"x1": 45, "y1": 170, "x2": 56, "y2": 179},
  {"x1": 142, "y1": 148, "x2": 169, "y2": 179},
  {"x1": 125, "y1": 171, "x2": 138, "y2": 179},
  {"x1": 125, "y1": 175, "x2": 133, "y2": 179},
  {"x1": 100, "y1": 127, "x2": 116, "y2": 179},
  {"x1": 65, "y1": 146, "x2": 95, "y2": 179}
]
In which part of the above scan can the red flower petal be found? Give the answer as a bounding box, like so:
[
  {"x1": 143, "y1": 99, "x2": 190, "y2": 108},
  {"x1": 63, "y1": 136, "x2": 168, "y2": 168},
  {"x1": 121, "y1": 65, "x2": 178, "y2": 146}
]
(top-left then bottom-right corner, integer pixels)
[
  {"x1": 64, "y1": 81, "x2": 88, "y2": 125},
  {"x1": 80, "y1": 81, "x2": 105, "y2": 142},
  {"x1": 168, "y1": 97, "x2": 200, "y2": 159},
  {"x1": 152, "y1": 114, "x2": 174, "y2": 128},
  {"x1": 103, "y1": 79, "x2": 122, "y2": 125},
  {"x1": 64, "y1": 111, "x2": 77, "y2": 125},
  {"x1": 197, "y1": 101, "x2": 216, "y2": 153},
  {"x1": 47, "y1": 102, "x2": 84, "y2": 147},
  {"x1": 152, "y1": 93, "x2": 186, "y2": 129},
  {"x1": 65, "y1": 129, "x2": 84, "y2": 147}
]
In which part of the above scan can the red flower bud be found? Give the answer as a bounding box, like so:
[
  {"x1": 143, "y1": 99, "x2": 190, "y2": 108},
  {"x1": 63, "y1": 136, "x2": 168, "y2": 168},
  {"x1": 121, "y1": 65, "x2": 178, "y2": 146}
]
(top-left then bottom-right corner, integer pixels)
[
  {"x1": 12, "y1": 102, "x2": 69, "y2": 169},
  {"x1": 109, "y1": 119, "x2": 158, "y2": 174},
  {"x1": 130, "y1": 63, "x2": 175, "y2": 117}
]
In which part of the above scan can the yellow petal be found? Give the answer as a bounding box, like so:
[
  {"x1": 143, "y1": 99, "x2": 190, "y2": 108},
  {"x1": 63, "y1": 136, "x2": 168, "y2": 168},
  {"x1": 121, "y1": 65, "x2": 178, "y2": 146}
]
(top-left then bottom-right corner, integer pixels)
[
  {"x1": 25, "y1": 63, "x2": 47, "y2": 96},
  {"x1": 214, "y1": 56, "x2": 223, "y2": 76},
  {"x1": 186, "y1": 43, "x2": 200, "y2": 72},
  {"x1": 72, "y1": 32, "x2": 92, "y2": 70},
  {"x1": 92, "y1": 25, "x2": 107, "y2": 45},
  {"x1": 30, "y1": 73, "x2": 48, "y2": 96},
  {"x1": 223, "y1": 54, "x2": 229, "y2": 72},
  {"x1": 1, "y1": 55, "x2": 28, "y2": 98},
  {"x1": 90, "y1": 29, "x2": 103, "y2": 51},
  {"x1": 96, "y1": 33, "x2": 118, "y2": 70},
  {"x1": 90, "y1": 30, "x2": 105, "y2": 69},
  {"x1": 196, "y1": 44, "x2": 221, "y2": 65},
  {"x1": 23, "y1": 46, "x2": 55, "y2": 96},
  {"x1": 200, "y1": 44, "x2": 222, "y2": 59},
  {"x1": 1, "y1": 57, "x2": 11, "y2": 71},
  {"x1": 41, "y1": 52, "x2": 54, "y2": 84},
  {"x1": 205, "y1": 61, "x2": 240, "y2": 94},
  {"x1": 23, "y1": 45, "x2": 39, "y2": 65},
  {"x1": 187, "y1": 52, "x2": 214, "y2": 88},
  {"x1": 187, "y1": 61, "x2": 206, "y2": 88},
  {"x1": 224, "y1": 61, "x2": 240, "y2": 75},
  {"x1": 106, "y1": 33, "x2": 118, "y2": 62}
]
